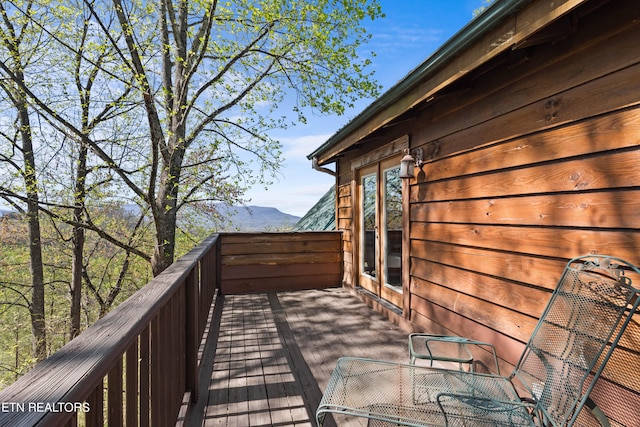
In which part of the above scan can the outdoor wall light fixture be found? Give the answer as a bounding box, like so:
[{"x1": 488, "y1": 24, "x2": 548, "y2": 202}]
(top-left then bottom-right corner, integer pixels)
[{"x1": 399, "y1": 148, "x2": 423, "y2": 179}]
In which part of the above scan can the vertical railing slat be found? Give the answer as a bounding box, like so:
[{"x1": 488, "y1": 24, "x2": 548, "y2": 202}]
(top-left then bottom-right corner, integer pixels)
[
  {"x1": 126, "y1": 339, "x2": 139, "y2": 426},
  {"x1": 107, "y1": 357, "x2": 123, "y2": 424},
  {"x1": 186, "y1": 265, "x2": 199, "y2": 402},
  {"x1": 151, "y1": 314, "x2": 161, "y2": 426},
  {"x1": 140, "y1": 325, "x2": 151, "y2": 427},
  {"x1": 171, "y1": 288, "x2": 182, "y2": 423},
  {"x1": 198, "y1": 257, "x2": 207, "y2": 338},
  {"x1": 85, "y1": 379, "x2": 104, "y2": 427}
]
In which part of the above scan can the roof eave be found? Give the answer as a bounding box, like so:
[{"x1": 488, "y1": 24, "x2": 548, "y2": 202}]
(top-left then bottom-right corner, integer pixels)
[{"x1": 307, "y1": 0, "x2": 534, "y2": 164}]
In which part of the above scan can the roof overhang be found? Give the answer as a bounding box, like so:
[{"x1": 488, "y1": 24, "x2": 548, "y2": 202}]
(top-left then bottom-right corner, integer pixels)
[{"x1": 308, "y1": 0, "x2": 589, "y2": 166}]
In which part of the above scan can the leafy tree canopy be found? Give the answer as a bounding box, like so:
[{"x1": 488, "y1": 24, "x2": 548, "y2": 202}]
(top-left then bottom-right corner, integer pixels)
[{"x1": 1, "y1": 0, "x2": 384, "y2": 276}]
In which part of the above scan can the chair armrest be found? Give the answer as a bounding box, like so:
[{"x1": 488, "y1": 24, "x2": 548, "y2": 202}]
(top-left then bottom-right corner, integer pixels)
[{"x1": 409, "y1": 333, "x2": 501, "y2": 374}]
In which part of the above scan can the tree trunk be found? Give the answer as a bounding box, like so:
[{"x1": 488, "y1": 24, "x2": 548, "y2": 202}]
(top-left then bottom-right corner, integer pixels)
[
  {"x1": 151, "y1": 213, "x2": 175, "y2": 276},
  {"x1": 69, "y1": 146, "x2": 88, "y2": 340},
  {"x1": 151, "y1": 170, "x2": 180, "y2": 276},
  {"x1": 20, "y1": 106, "x2": 47, "y2": 361},
  {"x1": 151, "y1": 161, "x2": 181, "y2": 277},
  {"x1": 27, "y1": 200, "x2": 46, "y2": 361}
]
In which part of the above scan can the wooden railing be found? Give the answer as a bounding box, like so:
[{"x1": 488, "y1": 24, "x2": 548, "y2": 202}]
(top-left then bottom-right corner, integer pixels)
[
  {"x1": 0, "y1": 231, "x2": 342, "y2": 426},
  {"x1": 220, "y1": 231, "x2": 342, "y2": 293},
  {"x1": 0, "y1": 234, "x2": 219, "y2": 427}
]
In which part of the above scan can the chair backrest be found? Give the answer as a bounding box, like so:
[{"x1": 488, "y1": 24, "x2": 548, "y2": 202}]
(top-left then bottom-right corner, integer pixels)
[{"x1": 512, "y1": 255, "x2": 640, "y2": 427}]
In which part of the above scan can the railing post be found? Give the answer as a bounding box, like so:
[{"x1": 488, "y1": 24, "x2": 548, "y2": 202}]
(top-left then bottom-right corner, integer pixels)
[
  {"x1": 140, "y1": 326, "x2": 151, "y2": 427},
  {"x1": 185, "y1": 265, "x2": 200, "y2": 402},
  {"x1": 151, "y1": 314, "x2": 161, "y2": 425},
  {"x1": 86, "y1": 379, "x2": 104, "y2": 427},
  {"x1": 107, "y1": 357, "x2": 123, "y2": 424},
  {"x1": 126, "y1": 340, "x2": 139, "y2": 426}
]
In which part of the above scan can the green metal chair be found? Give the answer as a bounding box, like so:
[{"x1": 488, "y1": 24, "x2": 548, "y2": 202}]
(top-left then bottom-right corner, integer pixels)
[{"x1": 316, "y1": 255, "x2": 640, "y2": 426}]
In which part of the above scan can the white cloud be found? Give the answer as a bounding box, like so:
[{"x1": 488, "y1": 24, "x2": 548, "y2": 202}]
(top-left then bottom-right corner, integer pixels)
[
  {"x1": 244, "y1": 131, "x2": 336, "y2": 216},
  {"x1": 374, "y1": 26, "x2": 444, "y2": 49},
  {"x1": 279, "y1": 133, "x2": 334, "y2": 160},
  {"x1": 245, "y1": 175, "x2": 335, "y2": 217}
]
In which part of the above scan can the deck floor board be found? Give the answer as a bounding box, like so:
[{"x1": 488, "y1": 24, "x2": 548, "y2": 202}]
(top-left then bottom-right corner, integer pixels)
[{"x1": 189, "y1": 288, "x2": 410, "y2": 427}]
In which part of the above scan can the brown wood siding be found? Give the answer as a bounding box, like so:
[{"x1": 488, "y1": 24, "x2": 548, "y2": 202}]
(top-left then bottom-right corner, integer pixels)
[
  {"x1": 337, "y1": 184, "x2": 354, "y2": 287},
  {"x1": 406, "y1": 0, "x2": 640, "y2": 332},
  {"x1": 220, "y1": 232, "x2": 342, "y2": 294},
  {"x1": 405, "y1": 2, "x2": 640, "y2": 424},
  {"x1": 333, "y1": 1, "x2": 640, "y2": 425}
]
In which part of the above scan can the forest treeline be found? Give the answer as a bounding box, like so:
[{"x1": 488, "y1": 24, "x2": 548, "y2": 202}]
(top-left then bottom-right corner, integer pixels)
[
  {"x1": 0, "y1": 208, "x2": 160, "y2": 389},
  {"x1": 0, "y1": 0, "x2": 382, "y2": 389}
]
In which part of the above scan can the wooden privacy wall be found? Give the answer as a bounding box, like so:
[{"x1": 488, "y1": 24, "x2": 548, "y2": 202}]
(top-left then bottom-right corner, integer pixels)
[
  {"x1": 404, "y1": 1, "x2": 640, "y2": 425},
  {"x1": 220, "y1": 232, "x2": 342, "y2": 294}
]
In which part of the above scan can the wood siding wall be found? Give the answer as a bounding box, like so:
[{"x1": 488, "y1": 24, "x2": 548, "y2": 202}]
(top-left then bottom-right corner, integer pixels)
[
  {"x1": 220, "y1": 232, "x2": 342, "y2": 294},
  {"x1": 337, "y1": 184, "x2": 354, "y2": 287},
  {"x1": 335, "y1": 1, "x2": 640, "y2": 425},
  {"x1": 410, "y1": 2, "x2": 640, "y2": 425}
]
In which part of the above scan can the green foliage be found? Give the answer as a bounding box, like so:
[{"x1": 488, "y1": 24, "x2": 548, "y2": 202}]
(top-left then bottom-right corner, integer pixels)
[
  {"x1": 0, "y1": 212, "x2": 153, "y2": 390},
  {"x1": 473, "y1": 0, "x2": 495, "y2": 17},
  {"x1": 0, "y1": 0, "x2": 383, "y2": 387}
]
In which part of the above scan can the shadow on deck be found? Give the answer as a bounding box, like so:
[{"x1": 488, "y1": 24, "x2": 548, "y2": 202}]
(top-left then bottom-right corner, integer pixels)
[{"x1": 186, "y1": 288, "x2": 410, "y2": 427}]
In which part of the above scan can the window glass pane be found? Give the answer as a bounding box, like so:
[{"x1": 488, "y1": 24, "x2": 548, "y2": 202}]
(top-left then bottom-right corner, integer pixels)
[
  {"x1": 384, "y1": 167, "x2": 402, "y2": 288},
  {"x1": 362, "y1": 174, "x2": 377, "y2": 278}
]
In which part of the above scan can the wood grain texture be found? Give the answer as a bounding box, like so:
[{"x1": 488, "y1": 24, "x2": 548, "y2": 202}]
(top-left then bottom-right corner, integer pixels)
[
  {"x1": 331, "y1": 4, "x2": 640, "y2": 424},
  {"x1": 220, "y1": 232, "x2": 342, "y2": 294}
]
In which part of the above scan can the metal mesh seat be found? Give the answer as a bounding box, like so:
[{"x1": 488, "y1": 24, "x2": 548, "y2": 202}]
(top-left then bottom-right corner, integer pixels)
[{"x1": 316, "y1": 255, "x2": 640, "y2": 426}]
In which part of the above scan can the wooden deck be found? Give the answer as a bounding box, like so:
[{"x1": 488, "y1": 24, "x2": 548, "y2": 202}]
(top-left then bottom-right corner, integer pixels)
[{"x1": 185, "y1": 288, "x2": 411, "y2": 427}]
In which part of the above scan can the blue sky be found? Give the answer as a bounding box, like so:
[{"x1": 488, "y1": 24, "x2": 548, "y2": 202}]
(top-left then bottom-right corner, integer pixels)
[{"x1": 246, "y1": 0, "x2": 487, "y2": 216}]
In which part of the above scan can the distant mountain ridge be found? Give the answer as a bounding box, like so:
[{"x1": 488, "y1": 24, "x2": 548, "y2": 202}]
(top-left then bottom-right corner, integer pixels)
[
  {"x1": 0, "y1": 205, "x2": 301, "y2": 232},
  {"x1": 0, "y1": 209, "x2": 19, "y2": 219},
  {"x1": 214, "y1": 204, "x2": 301, "y2": 231}
]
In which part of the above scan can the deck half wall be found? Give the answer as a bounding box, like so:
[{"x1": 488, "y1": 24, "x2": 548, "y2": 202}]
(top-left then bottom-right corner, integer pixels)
[{"x1": 220, "y1": 231, "x2": 342, "y2": 294}]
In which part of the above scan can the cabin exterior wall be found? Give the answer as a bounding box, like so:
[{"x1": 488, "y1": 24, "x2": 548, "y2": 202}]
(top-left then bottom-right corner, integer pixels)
[{"x1": 332, "y1": 0, "x2": 640, "y2": 424}]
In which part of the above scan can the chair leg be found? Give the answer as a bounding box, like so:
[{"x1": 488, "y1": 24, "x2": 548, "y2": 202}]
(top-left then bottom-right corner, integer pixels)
[{"x1": 586, "y1": 398, "x2": 610, "y2": 427}]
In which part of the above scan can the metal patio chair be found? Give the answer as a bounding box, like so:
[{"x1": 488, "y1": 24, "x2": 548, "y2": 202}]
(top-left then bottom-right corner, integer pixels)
[{"x1": 316, "y1": 255, "x2": 640, "y2": 426}]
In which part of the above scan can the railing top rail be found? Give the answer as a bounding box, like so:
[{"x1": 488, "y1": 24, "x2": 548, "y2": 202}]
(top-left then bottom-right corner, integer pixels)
[{"x1": 0, "y1": 233, "x2": 219, "y2": 426}]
